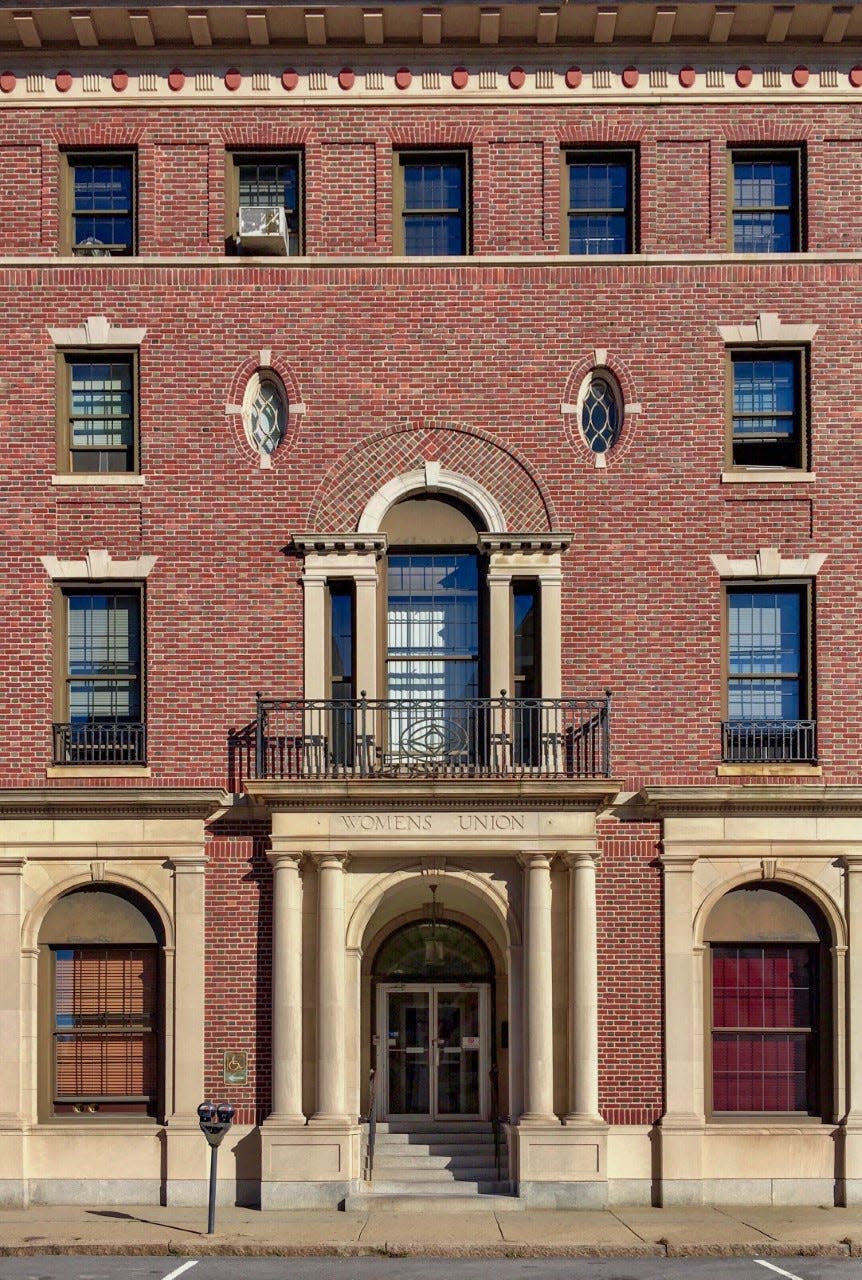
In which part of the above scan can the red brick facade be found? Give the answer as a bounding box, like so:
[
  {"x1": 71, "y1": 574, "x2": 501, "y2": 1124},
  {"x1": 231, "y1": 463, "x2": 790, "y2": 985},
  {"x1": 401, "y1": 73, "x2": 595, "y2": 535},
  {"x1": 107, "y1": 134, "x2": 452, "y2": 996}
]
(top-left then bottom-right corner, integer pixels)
[{"x1": 3, "y1": 25, "x2": 861, "y2": 1204}]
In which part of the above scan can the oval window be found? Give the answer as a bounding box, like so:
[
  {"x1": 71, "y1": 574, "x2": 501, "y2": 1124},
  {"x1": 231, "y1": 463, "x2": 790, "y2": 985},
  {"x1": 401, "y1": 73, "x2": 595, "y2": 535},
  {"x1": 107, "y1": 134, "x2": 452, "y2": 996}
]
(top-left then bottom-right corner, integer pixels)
[
  {"x1": 249, "y1": 376, "x2": 287, "y2": 456},
  {"x1": 580, "y1": 374, "x2": 621, "y2": 454}
]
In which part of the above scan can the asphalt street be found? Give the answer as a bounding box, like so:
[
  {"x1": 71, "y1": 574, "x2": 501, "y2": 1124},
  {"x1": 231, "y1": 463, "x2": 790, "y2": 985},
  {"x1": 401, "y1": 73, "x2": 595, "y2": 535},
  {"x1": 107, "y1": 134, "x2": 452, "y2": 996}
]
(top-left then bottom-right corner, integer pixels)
[{"x1": 0, "y1": 1259, "x2": 861, "y2": 1280}]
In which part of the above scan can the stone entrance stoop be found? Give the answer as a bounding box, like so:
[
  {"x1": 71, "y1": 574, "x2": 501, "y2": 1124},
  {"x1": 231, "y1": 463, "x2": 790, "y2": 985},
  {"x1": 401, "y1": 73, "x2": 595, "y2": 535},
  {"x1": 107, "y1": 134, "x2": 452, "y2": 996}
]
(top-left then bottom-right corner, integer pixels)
[{"x1": 343, "y1": 1120, "x2": 522, "y2": 1211}]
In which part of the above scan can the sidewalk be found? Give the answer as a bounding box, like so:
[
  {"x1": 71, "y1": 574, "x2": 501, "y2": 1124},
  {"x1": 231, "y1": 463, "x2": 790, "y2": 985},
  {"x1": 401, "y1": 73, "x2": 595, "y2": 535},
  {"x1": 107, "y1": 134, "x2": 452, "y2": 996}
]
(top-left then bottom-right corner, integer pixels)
[{"x1": 0, "y1": 1204, "x2": 861, "y2": 1258}]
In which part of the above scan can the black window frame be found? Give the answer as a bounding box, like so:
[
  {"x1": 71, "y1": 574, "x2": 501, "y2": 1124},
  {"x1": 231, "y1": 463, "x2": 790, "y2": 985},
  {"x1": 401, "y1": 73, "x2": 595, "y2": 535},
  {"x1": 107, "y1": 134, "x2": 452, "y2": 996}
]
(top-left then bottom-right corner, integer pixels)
[
  {"x1": 729, "y1": 147, "x2": 805, "y2": 253},
  {"x1": 561, "y1": 147, "x2": 637, "y2": 255},
  {"x1": 393, "y1": 149, "x2": 471, "y2": 257},
  {"x1": 61, "y1": 150, "x2": 137, "y2": 257},
  {"x1": 727, "y1": 346, "x2": 808, "y2": 471}
]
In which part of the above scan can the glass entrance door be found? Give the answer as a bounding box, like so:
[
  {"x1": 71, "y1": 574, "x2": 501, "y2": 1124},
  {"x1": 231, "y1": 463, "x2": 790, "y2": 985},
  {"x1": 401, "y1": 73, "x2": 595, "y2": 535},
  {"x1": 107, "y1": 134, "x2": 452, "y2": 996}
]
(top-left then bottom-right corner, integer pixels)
[{"x1": 381, "y1": 983, "x2": 488, "y2": 1119}]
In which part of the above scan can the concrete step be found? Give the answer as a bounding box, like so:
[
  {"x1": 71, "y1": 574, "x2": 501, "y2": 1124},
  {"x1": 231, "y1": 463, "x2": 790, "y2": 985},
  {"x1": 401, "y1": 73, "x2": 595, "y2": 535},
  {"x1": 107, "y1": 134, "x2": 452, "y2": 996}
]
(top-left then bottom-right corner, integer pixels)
[
  {"x1": 374, "y1": 1132, "x2": 497, "y2": 1148},
  {"x1": 374, "y1": 1151, "x2": 499, "y2": 1169},
  {"x1": 344, "y1": 1181, "x2": 521, "y2": 1208},
  {"x1": 365, "y1": 1165, "x2": 502, "y2": 1183},
  {"x1": 375, "y1": 1121, "x2": 496, "y2": 1135}
]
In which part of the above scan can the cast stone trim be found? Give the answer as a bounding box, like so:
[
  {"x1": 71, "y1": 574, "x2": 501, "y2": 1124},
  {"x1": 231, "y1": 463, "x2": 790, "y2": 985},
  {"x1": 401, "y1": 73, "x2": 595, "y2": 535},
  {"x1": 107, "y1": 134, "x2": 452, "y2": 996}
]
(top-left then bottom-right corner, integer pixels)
[
  {"x1": 479, "y1": 533, "x2": 570, "y2": 554},
  {"x1": 717, "y1": 311, "x2": 819, "y2": 345},
  {"x1": 357, "y1": 464, "x2": 507, "y2": 533},
  {"x1": 47, "y1": 315, "x2": 147, "y2": 347},
  {"x1": 709, "y1": 547, "x2": 827, "y2": 578},
  {"x1": 40, "y1": 549, "x2": 158, "y2": 579},
  {"x1": 293, "y1": 533, "x2": 387, "y2": 557}
]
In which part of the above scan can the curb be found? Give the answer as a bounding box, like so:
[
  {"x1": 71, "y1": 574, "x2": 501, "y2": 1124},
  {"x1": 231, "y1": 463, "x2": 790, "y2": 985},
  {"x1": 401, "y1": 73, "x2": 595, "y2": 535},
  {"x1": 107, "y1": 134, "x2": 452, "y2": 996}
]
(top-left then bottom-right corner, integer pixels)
[{"x1": 0, "y1": 1240, "x2": 854, "y2": 1259}]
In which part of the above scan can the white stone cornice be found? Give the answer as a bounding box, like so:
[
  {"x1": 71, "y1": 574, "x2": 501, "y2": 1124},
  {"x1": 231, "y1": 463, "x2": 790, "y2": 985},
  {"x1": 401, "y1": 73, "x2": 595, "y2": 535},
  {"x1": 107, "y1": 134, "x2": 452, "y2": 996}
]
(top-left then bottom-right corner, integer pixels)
[
  {"x1": 292, "y1": 533, "x2": 388, "y2": 557},
  {"x1": 717, "y1": 311, "x2": 819, "y2": 345},
  {"x1": 709, "y1": 546, "x2": 827, "y2": 578},
  {"x1": 48, "y1": 315, "x2": 147, "y2": 348},
  {"x1": 479, "y1": 533, "x2": 570, "y2": 554},
  {"x1": 40, "y1": 549, "x2": 158, "y2": 580}
]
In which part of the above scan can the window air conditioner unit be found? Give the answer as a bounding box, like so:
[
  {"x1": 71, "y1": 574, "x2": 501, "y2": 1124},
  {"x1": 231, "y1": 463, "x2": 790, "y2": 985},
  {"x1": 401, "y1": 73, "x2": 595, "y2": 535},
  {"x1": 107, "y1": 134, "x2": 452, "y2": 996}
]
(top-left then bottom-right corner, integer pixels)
[{"x1": 238, "y1": 205, "x2": 289, "y2": 256}]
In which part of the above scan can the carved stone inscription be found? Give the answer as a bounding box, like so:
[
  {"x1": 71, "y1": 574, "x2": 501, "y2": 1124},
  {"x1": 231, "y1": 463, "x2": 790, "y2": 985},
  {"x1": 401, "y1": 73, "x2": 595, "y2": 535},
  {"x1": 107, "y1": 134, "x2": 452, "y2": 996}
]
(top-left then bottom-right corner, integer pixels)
[{"x1": 335, "y1": 812, "x2": 527, "y2": 834}]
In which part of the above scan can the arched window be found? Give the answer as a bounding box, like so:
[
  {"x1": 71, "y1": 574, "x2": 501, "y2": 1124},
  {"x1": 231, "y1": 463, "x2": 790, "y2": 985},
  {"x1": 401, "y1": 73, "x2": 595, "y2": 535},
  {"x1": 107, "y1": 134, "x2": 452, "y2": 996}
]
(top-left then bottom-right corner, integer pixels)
[
  {"x1": 373, "y1": 919, "x2": 494, "y2": 982},
  {"x1": 243, "y1": 370, "x2": 287, "y2": 462},
  {"x1": 578, "y1": 370, "x2": 622, "y2": 455},
  {"x1": 38, "y1": 886, "x2": 163, "y2": 1119},
  {"x1": 704, "y1": 883, "x2": 831, "y2": 1117}
]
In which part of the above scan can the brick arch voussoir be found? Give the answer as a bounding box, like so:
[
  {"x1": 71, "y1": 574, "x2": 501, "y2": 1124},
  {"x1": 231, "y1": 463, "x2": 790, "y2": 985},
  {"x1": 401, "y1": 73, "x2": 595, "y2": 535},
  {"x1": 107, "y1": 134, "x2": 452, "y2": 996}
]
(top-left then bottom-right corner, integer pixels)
[{"x1": 307, "y1": 422, "x2": 557, "y2": 533}]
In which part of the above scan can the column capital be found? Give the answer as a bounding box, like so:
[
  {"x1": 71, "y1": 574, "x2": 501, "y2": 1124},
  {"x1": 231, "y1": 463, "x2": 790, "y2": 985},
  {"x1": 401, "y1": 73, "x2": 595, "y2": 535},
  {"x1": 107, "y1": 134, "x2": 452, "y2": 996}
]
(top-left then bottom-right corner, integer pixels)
[
  {"x1": 562, "y1": 848, "x2": 600, "y2": 870},
  {"x1": 310, "y1": 851, "x2": 351, "y2": 872},
  {"x1": 659, "y1": 852, "x2": 699, "y2": 872},
  {"x1": 517, "y1": 850, "x2": 553, "y2": 871},
  {"x1": 0, "y1": 856, "x2": 27, "y2": 873},
  {"x1": 267, "y1": 849, "x2": 303, "y2": 871},
  {"x1": 169, "y1": 856, "x2": 208, "y2": 875}
]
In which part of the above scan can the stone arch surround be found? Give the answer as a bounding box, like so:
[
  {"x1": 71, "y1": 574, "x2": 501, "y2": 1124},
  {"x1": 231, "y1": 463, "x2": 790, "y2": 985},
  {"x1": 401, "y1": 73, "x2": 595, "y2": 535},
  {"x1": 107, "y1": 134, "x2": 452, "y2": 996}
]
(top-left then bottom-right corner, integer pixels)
[{"x1": 306, "y1": 422, "x2": 557, "y2": 533}]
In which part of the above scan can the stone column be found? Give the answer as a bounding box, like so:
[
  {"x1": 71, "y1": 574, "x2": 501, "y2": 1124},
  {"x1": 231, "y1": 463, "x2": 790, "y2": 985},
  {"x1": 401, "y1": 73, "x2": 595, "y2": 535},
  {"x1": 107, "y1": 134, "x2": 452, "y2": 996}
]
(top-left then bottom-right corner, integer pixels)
[
  {"x1": 539, "y1": 569, "x2": 563, "y2": 700},
  {"x1": 657, "y1": 852, "x2": 704, "y2": 1205},
  {"x1": 311, "y1": 852, "x2": 349, "y2": 1124},
  {"x1": 487, "y1": 567, "x2": 512, "y2": 699},
  {"x1": 268, "y1": 850, "x2": 305, "y2": 1123},
  {"x1": 353, "y1": 566, "x2": 379, "y2": 700},
  {"x1": 565, "y1": 850, "x2": 603, "y2": 1124},
  {"x1": 302, "y1": 573, "x2": 328, "y2": 701},
  {"x1": 841, "y1": 857, "x2": 862, "y2": 1202},
  {"x1": 520, "y1": 851, "x2": 557, "y2": 1123},
  {"x1": 0, "y1": 859, "x2": 25, "y2": 1126},
  {"x1": 165, "y1": 855, "x2": 208, "y2": 1204},
  {"x1": 171, "y1": 857, "x2": 207, "y2": 1117}
]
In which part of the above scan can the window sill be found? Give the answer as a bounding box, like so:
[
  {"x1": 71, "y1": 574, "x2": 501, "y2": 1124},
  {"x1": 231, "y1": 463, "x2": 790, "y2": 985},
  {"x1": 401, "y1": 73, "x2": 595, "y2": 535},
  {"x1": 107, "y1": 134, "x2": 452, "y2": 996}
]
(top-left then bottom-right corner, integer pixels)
[
  {"x1": 716, "y1": 764, "x2": 822, "y2": 777},
  {"x1": 46, "y1": 765, "x2": 152, "y2": 779},
  {"x1": 51, "y1": 474, "x2": 145, "y2": 486},
  {"x1": 706, "y1": 1116, "x2": 831, "y2": 1129},
  {"x1": 721, "y1": 470, "x2": 815, "y2": 484}
]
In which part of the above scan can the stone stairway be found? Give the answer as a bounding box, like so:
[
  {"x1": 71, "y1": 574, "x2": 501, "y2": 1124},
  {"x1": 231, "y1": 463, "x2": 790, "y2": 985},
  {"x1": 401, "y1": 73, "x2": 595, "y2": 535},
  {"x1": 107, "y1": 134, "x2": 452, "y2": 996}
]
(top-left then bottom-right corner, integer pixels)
[{"x1": 343, "y1": 1120, "x2": 522, "y2": 1211}]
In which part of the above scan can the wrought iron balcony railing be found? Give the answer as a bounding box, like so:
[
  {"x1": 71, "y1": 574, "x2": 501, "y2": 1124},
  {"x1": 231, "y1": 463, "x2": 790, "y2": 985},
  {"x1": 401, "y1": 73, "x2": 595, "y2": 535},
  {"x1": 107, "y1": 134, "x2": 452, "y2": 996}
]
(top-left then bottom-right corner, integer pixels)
[
  {"x1": 251, "y1": 692, "x2": 612, "y2": 781},
  {"x1": 721, "y1": 719, "x2": 817, "y2": 765},
  {"x1": 52, "y1": 721, "x2": 147, "y2": 766}
]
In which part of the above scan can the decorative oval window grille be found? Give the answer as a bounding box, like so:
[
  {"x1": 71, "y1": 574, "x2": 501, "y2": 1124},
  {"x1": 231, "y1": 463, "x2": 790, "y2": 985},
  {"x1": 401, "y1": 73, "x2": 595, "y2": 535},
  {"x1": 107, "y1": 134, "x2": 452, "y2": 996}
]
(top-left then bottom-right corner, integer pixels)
[
  {"x1": 580, "y1": 374, "x2": 621, "y2": 454},
  {"x1": 248, "y1": 376, "x2": 287, "y2": 456}
]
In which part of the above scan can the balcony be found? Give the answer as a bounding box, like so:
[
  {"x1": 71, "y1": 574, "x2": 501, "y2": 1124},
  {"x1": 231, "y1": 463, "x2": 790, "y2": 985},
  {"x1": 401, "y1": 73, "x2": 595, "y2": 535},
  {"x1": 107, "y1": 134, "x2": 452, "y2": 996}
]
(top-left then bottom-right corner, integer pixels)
[
  {"x1": 241, "y1": 693, "x2": 612, "y2": 782},
  {"x1": 721, "y1": 719, "x2": 817, "y2": 765},
  {"x1": 52, "y1": 721, "x2": 147, "y2": 766}
]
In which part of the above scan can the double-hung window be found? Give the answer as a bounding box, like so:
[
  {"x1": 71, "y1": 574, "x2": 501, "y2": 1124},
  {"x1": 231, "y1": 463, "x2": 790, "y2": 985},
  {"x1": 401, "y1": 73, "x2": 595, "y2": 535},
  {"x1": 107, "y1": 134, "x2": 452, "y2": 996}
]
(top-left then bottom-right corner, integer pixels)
[
  {"x1": 730, "y1": 149, "x2": 803, "y2": 252},
  {"x1": 58, "y1": 353, "x2": 137, "y2": 474},
  {"x1": 711, "y1": 943, "x2": 818, "y2": 1113},
  {"x1": 563, "y1": 149, "x2": 636, "y2": 254},
  {"x1": 229, "y1": 151, "x2": 302, "y2": 255},
  {"x1": 729, "y1": 348, "x2": 806, "y2": 470},
  {"x1": 62, "y1": 151, "x2": 135, "y2": 256},
  {"x1": 395, "y1": 151, "x2": 469, "y2": 255},
  {"x1": 54, "y1": 587, "x2": 145, "y2": 765},
  {"x1": 723, "y1": 584, "x2": 815, "y2": 763}
]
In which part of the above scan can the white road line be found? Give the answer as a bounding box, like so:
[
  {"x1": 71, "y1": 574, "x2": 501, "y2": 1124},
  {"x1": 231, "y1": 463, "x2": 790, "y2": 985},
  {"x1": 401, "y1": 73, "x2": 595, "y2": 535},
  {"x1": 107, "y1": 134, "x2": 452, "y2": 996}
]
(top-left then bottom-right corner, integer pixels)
[
  {"x1": 160, "y1": 1262, "x2": 199, "y2": 1280},
  {"x1": 754, "y1": 1260, "x2": 806, "y2": 1280}
]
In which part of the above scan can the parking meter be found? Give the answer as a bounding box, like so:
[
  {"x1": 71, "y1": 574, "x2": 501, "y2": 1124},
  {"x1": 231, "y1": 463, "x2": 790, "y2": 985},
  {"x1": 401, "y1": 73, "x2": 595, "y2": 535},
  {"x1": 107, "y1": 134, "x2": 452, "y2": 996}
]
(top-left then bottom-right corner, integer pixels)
[{"x1": 198, "y1": 1101, "x2": 234, "y2": 1234}]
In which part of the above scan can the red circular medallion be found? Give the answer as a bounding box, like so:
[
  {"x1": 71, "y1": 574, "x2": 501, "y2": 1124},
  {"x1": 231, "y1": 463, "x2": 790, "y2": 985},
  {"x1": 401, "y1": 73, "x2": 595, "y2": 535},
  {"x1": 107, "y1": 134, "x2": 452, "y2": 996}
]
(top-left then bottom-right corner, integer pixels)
[
  {"x1": 55, "y1": 70, "x2": 73, "y2": 93},
  {"x1": 0, "y1": 72, "x2": 16, "y2": 94},
  {"x1": 395, "y1": 68, "x2": 412, "y2": 90},
  {"x1": 168, "y1": 69, "x2": 185, "y2": 92},
  {"x1": 338, "y1": 68, "x2": 355, "y2": 90},
  {"x1": 509, "y1": 67, "x2": 526, "y2": 89},
  {"x1": 679, "y1": 67, "x2": 696, "y2": 88},
  {"x1": 565, "y1": 67, "x2": 582, "y2": 89},
  {"x1": 224, "y1": 68, "x2": 242, "y2": 91},
  {"x1": 622, "y1": 66, "x2": 639, "y2": 89},
  {"x1": 451, "y1": 67, "x2": 469, "y2": 90},
  {"x1": 111, "y1": 70, "x2": 129, "y2": 92},
  {"x1": 281, "y1": 69, "x2": 299, "y2": 91},
  {"x1": 850, "y1": 67, "x2": 862, "y2": 88},
  {"x1": 736, "y1": 65, "x2": 753, "y2": 87}
]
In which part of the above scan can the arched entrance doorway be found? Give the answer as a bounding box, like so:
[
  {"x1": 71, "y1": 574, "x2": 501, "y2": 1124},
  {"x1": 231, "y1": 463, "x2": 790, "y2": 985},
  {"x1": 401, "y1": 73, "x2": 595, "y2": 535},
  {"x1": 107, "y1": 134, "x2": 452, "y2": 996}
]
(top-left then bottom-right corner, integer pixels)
[{"x1": 372, "y1": 918, "x2": 495, "y2": 1121}]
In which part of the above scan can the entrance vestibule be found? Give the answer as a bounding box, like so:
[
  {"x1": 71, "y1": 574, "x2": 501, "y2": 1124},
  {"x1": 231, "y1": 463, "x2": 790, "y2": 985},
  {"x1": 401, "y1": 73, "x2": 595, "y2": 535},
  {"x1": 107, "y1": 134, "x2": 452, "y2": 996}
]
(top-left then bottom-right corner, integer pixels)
[{"x1": 371, "y1": 917, "x2": 495, "y2": 1121}]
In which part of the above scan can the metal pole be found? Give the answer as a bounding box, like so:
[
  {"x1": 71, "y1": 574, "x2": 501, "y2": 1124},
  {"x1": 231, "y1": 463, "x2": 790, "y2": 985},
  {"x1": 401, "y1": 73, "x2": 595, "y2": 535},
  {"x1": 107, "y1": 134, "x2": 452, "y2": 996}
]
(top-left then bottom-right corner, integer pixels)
[{"x1": 207, "y1": 1143, "x2": 218, "y2": 1235}]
